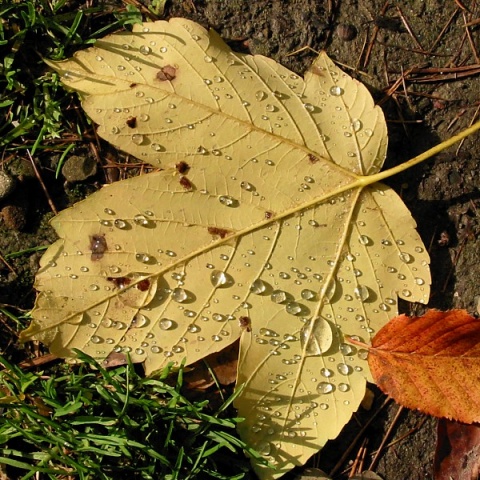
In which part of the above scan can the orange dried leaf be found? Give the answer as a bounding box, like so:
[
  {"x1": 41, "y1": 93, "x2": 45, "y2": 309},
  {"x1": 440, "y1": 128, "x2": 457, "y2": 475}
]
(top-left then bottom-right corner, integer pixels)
[{"x1": 368, "y1": 309, "x2": 480, "y2": 423}]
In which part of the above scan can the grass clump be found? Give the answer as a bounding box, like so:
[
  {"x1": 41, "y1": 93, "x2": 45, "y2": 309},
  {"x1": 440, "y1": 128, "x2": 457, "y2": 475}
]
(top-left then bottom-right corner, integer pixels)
[
  {"x1": 0, "y1": 0, "x2": 141, "y2": 154},
  {"x1": 0, "y1": 351, "x2": 256, "y2": 480}
]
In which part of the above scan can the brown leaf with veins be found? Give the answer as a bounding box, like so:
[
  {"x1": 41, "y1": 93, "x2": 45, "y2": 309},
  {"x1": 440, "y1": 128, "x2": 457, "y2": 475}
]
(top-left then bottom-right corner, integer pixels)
[
  {"x1": 434, "y1": 419, "x2": 480, "y2": 480},
  {"x1": 367, "y1": 309, "x2": 480, "y2": 423},
  {"x1": 184, "y1": 342, "x2": 239, "y2": 391}
]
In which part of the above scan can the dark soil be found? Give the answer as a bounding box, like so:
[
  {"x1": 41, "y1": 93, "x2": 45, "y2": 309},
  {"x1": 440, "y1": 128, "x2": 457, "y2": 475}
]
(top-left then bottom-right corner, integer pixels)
[{"x1": 1, "y1": 1, "x2": 479, "y2": 479}]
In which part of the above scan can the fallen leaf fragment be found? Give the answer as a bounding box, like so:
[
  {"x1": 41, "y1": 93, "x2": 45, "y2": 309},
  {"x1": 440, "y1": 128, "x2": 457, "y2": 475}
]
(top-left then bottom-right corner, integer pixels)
[
  {"x1": 367, "y1": 309, "x2": 480, "y2": 423},
  {"x1": 434, "y1": 418, "x2": 480, "y2": 480},
  {"x1": 184, "y1": 342, "x2": 239, "y2": 391}
]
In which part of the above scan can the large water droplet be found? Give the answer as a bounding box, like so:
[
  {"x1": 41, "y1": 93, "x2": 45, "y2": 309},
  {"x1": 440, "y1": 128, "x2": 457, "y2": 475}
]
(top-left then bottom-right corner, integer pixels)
[
  {"x1": 135, "y1": 253, "x2": 151, "y2": 264},
  {"x1": 240, "y1": 181, "x2": 255, "y2": 192},
  {"x1": 218, "y1": 195, "x2": 238, "y2": 207},
  {"x1": 320, "y1": 368, "x2": 333, "y2": 378},
  {"x1": 131, "y1": 134, "x2": 144, "y2": 145},
  {"x1": 301, "y1": 317, "x2": 334, "y2": 356},
  {"x1": 271, "y1": 290, "x2": 287, "y2": 304},
  {"x1": 210, "y1": 270, "x2": 234, "y2": 288},
  {"x1": 114, "y1": 219, "x2": 128, "y2": 229},
  {"x1": 171, "y1": 288, "x2": 188, "y2": 303},
  {"x1": 329, "y1": 86, "x2": 344, "y2": 96},
  {"x1": 134, "y1": 214, "x2": 152, "y2": 227},
  {"x1": 337, "y1": 363, "x2": 353, "y2": 375},
  {"x1": 399, "y1": 252, "x2": 413, "y2": 263},
  {"x1": 354, "y1": 285, "x2": 370, "y2": 301},
  {"x1": 159, "y1": 318, "x2": 174, "y2": 330},
  {"x1": 317, "y1": 381, "x2": 334, "y2": 394},
  {"x1": 358, "y1": 235, "x2": 371, "y2": 246},
  {"x1": 255, "y1": 90, "x2": 267, "y2": 101},
  {"x1": 285, "y1": 302, "x2": 302, "y2": 315},
  {"x1": 250, "y1": 279, "x2": 267, "y2": 294},
  {"x1": 67, "y1": 313, "x2": 84, "y2": 325},
  {"x1": 301, "y1": 289, "x2": 316, "y2": 301},
  {"x1": 132, "y1": 314, "x2": 149, "y2": 328},
  {"x1": 324, "y1": 279, "x2": 337, "y2": 302},
  {"x1": 351, "y1": 119, "x2": 363, "y2": 132}
]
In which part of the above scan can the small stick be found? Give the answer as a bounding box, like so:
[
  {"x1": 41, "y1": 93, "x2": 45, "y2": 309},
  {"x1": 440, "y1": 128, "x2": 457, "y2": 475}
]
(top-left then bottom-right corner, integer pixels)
[
  {"x1": 329, "y1": 397, "x2": 391, "y2": 477},
  {"x1": 362, "y1": 1, "x2": 391, "y2": 69},
  {"x1": 396, "y1": 6, "x2": 426, "y2": 53},
  {"x1": 456, "y1": 103, "x2": 480, "y2": 155},
  {"x1": 369, "y1": 405, "x2": 404, "y2": 471},
  {"x1": 463, "y1": 10, "x2": 480, "y2": 63},
  {"x1": 26, "y1": 149, "x2": 58, "y2": 215},
  {"x1": 18, "y1": 353, "x2": 59, "y2": 370},
  {"x1": 349, "y1": 437, "x2": 368, "y2": 477},
  {"x1": 0, "y1": 251, "x2": 16, "y2": 275},
  {"x1": 428, "y1": 8, "x2": 460, "y2": 54},
  {"x1": 371, "y1": 416, "x2": 428, "y2": 453}
]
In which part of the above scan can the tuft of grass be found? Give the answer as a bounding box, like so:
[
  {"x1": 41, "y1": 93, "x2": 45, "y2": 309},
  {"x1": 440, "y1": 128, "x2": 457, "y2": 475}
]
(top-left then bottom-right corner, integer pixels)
[
  {"x1": 0, "y1": 351, "x2": 260, "y2": 480},
  {"x1": 0, "y1": 0, "x2": 142, "y2": 155}
]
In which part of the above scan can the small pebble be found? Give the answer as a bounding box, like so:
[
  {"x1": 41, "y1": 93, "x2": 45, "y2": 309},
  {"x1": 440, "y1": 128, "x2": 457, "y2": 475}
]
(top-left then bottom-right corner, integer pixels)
[
  {"x1": 335, "y1": 23, "x2": 357, "y2": 41},
  {"x1": 62, "y1": 155, "x2": 97, "y2": 182},
  {"x1": 0, "y1": 204, "x2": 27, "y2": 231},
  {"x1": 0, "y1": 171, "x2": 16, "y2": 200}
]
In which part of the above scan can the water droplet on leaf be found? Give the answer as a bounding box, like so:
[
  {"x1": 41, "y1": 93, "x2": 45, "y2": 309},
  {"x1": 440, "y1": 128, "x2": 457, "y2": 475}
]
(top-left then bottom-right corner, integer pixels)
[
  {"x1": 317, "y1": 382, "x2": 334, "y2": 394},
  {"x1": 210, "y1": 270, "x2": 234, "y2": 288},
  {"x1": 329, "y1": 86, "x2": 344, "y2": 96}
]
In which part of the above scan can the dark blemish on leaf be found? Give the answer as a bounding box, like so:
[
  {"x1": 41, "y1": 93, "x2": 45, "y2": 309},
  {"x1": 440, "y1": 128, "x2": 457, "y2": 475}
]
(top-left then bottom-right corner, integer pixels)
[
  {"x1": 136, "y1": 279, "x2": 150, "y2": 291},
  {"x1": 308, "y1": 153, "x2": 320, "y2": 164},
  {"x1": 107, "y1": 276, "x2": 131, "y2": 289},
  {"x1": 176, "y1": 161, "x2": 190, "y2": 174},
  {"x1": 239, "y1": 316, "x2": 252, "y2": 332},
  {"x1": 265, "y1": 211, "x2": 274, "y2": 220},
  {"x1": 179, "y1": 176, "x2": 193, "y2": 190},
  {"x1": 156, "y1": 65, "x2": 177, "y2": 81},
  {"x1": 126, "y1": 116, "x2": 137, "y2": 128},
  {"x1": 90, "y1": 234, "x2": 107, "y2": 261},
  {"x1": 208, "y1": 226, "x2": 231, "y2": 239},
  {"x1": 130, "y1": 83, "x2": 137, "y2": 88},
  {"x1": 310, "y1": 65, "x2": 325, "y2": 77}
]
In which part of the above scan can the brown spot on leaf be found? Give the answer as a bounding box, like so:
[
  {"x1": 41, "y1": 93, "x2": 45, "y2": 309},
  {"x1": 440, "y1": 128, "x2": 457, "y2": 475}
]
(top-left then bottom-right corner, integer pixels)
[
  {"x1": 265, "y1": 211, "x2": 274, "y2": 220},
  {"x1": 90, "y1": 234, "x2": 107, "y2": 261},
  {"x1": 208, "y1": 226, "x2": 231, "y2": 239},
  {"x1": 310, "y1": 65, "x2": 325, "y2": 77},
  {"x1": 176, "y1": 161, "x2": 190, "y2": 174},
  {"x1": 130, "y1": 83, "x2": 137, "y2": 88},
  {"x1": 106, "y1": 276, "x2": 131, "y2": 289},
  {"x1": 308, "y1": 153, "x2": 320, "y2": 164},
  {"x1": 239, "y1": 316, "x2": 252, "y2": 332},
  {"x1": 126, "y1": 116, "x2": 137, "y2": 128},
  {"x1": 136, "y1": 279, "x2": 150, "y2": 291},
  {"x1": 179, "y1": 176, "x2": 194, "y2": 190},
  {"x1": 156, "y1": 65, "x2": 177, "y2": 81}
]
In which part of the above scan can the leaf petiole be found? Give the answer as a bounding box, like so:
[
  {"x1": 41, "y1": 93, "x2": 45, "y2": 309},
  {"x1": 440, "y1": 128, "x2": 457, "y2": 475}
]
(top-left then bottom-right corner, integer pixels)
[{"x1": 359, "y1": 120, "x2": 480, "y2": 187}]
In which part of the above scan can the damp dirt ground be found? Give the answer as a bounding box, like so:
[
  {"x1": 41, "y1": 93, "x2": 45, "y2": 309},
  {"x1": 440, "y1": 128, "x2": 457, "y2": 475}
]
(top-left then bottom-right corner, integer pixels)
[{"x1": 1, "y1": 1, "x2": 479, "y2": 479}]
